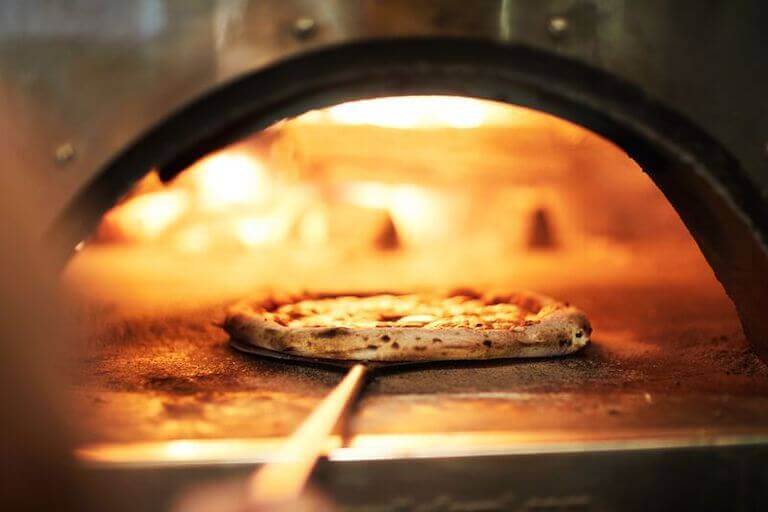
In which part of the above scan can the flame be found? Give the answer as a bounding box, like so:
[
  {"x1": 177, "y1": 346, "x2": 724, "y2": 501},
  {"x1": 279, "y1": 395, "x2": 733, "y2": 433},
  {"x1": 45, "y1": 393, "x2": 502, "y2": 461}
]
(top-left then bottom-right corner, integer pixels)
[
  {"x1": 297, "y1": 208, "x2": 329, "y2": 245},
  {"x1": 93, "y1": 97, "x2": 547, "y2": 254},
  {"x1": 73, "y1": 95, "x2": 710, "y2": 311},
  {"x1": 183, "y1": 152, "x2": 271, "y2": 210},
  {"x1": 99, "y1": 190, "x2": 188, "y2": 242},
  {"x1": 343, "y1": 183, "x2": 448, "y2": 246},
  {"x1": 91, "y1": 98, "x2": 559, "y2": 257},
  {"x1": 387, "y1": 186, "x2": 445, "y2": 243},
  {"x1": 173, "y1": 225, "x2": 210, "y2": 253},
  {"x1": 97, "y1": 151, "x2": 280, "y2": 251},
  {"x1": 236, "y1": 217, "x2": 288, "y2": 247}
]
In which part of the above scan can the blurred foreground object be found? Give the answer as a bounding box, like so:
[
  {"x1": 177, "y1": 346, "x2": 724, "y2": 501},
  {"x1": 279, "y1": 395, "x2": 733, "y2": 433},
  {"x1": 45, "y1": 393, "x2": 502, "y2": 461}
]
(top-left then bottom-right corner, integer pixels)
[{"x1": 0, "y1": 85, "x2": 80, "y2": 511}]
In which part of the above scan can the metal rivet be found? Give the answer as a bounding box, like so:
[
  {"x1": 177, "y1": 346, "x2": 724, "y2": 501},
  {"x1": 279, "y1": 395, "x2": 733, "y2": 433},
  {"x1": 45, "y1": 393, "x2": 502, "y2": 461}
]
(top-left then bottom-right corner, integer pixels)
[
  {"x1": 55, "y1": 142, "x2": 76, "y2": 164},
  {"x1": 292, "y1": 17, "x2": 317, "y2": 40},
  {"x1": 547, "y1": 15, "x2": 569, "y2": 38}
]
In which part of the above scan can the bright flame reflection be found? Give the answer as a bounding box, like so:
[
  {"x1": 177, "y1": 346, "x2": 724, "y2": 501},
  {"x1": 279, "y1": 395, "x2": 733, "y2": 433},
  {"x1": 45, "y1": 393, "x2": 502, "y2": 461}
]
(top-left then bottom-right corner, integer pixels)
[
  {"x1": 303, "y1": 96, "x2": 526, "y2": 129},
  {"x1": 297, "y1": 209, "x2": 329, "y2": 245},
  {"x1": 237, "y1": 217, "x2": 287, "y2": 247},
  {"x1": 174, "y1": 225, "x2": 210, "y2": 253},
  {"x1": 77, "y1": 430, "x2": 711, "y2": 467},
  {"x1": 164, "y1": 440, "x2": 202, "y2": 459},
  {"x1": 100, "y1": 190, "x2": 188, "y2": 242},
  {"x1": 70, "y1": 93, "x2": 710, "y2": 314},
  {"x1": 343, "y1": 183, "x2": 448, "y2": 245},
  {"x1": 185, "y1": 152, "x2": 270, "y2": 210},
  {"x1": 94, "y1": 97, "x2": 547, "y2": 255}
]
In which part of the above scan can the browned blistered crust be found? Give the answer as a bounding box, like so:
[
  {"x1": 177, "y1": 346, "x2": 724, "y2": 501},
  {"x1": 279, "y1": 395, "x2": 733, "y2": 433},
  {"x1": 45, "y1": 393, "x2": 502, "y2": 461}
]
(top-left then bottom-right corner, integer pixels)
[{"x1": 224, "y1": 290, "x2": 591, "y2": 362}]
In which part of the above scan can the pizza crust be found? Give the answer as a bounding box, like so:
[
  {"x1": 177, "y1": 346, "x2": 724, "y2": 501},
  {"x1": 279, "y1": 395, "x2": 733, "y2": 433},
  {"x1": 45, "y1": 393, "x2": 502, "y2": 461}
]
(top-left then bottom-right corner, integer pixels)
[{"x1": 224, "y1": 291, "x2": 591, "y2": 362}]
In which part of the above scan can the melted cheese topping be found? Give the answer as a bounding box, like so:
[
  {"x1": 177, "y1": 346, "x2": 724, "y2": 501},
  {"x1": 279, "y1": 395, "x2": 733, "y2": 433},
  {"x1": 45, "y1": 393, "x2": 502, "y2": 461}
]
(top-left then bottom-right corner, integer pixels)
[{"x1": 260, "y1": 292, "x2": 554, "y2": 330}]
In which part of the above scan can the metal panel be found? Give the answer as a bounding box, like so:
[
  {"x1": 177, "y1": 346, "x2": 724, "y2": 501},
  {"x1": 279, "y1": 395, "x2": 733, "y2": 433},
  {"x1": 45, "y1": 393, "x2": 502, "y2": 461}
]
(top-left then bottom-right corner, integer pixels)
[
  {"x1": 79, "y1": 444, "x2": 768, "y2": 511},
  {"x1": 1, "y1": 0, "x2": 766, "y2": 237}
]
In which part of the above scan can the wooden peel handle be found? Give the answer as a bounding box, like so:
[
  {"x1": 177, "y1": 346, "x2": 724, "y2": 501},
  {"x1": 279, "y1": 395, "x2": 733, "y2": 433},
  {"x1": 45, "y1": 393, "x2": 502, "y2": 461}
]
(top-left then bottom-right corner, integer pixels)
[{"x1": 247, "y1": 364, "x2": 368, "y2": 508}]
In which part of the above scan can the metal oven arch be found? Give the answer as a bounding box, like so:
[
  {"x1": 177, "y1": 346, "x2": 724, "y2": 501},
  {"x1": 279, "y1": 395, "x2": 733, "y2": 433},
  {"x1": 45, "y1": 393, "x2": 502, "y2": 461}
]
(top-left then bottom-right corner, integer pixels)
[{"x1": 50, "y1": 38, "x2": 768, "y2": 359}]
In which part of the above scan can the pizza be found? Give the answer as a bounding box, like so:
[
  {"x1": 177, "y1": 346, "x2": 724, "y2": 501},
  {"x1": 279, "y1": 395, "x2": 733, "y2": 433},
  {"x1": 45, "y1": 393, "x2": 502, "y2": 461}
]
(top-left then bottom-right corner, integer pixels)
[{"x1": 223, "y1": 289, "x2": 591, "y2": 361}]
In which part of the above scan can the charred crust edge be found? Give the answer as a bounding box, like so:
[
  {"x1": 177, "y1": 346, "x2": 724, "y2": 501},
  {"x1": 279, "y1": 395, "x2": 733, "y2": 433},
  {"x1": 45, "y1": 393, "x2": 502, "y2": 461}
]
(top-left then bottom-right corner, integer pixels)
[{"x1": 317, "y1": 327, "x2": 350, "y2": 338}]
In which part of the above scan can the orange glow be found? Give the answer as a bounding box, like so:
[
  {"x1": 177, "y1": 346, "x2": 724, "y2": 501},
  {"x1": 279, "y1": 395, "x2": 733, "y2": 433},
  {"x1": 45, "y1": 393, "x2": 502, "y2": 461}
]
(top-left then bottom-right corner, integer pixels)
[
  {"x1": 76, "y1": 428, "x2": 755, "y2": 466},
  {"x1": 299, "y1": 96, "x2": 530, "y2": 129},
  {"x1": 296, "y1": 208, "x2": 329, "y2": 245},
  {"x1": 342, "y1": 183, "x2": 450, "y2": 246},
  {"x1": 74, "y1": 95, "x2": 707, "y2": 309},
  {"x1": 93, "y1": 98, "x2": 570, "y2": 253},
  {"x1": 173, "y1": 225, "x2": 210, "y2": 253},
  {"x1": 183, "y1": 152, "x2": 271, "y2": 210},
  {"x1": 236, "y1": 216, "x2": 290, "y2": 247},
  {"x1": 96, "y1": 150, "x2": 280, "y2": 251},
  {"x1": 98, "y1": 190, "x2": 188, "y2": 242}
]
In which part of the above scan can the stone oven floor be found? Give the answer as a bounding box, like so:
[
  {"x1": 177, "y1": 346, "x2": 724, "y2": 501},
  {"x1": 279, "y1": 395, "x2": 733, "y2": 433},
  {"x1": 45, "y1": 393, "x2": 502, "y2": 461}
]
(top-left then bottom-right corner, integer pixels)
[{"x1": 70, "y1": 280, "x2": 768, "y2": 447}]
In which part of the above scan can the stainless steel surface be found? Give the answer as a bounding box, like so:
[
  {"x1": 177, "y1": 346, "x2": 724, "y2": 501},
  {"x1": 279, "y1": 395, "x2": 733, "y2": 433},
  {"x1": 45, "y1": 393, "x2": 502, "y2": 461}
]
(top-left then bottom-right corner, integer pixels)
[
  {"x1": 76, "y1": 443, "x2": 768, "y2": 512},
  {"x1": 2, "y1": 0, "x2": 766, "y2": 239},
  {"x1": 75, "y1": 430, "x2": 768, "y2": 468}
]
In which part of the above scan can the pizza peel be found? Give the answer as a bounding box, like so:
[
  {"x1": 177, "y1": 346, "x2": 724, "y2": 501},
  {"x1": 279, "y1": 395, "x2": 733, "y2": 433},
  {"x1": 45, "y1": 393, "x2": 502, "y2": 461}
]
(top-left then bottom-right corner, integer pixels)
[{"x1": 229, "y1": 338, "x2": 460, "y2": 509}]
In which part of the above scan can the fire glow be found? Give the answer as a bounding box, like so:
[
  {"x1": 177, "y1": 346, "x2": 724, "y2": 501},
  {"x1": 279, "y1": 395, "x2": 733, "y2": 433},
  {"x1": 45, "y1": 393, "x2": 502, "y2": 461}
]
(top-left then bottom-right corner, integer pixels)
[
  {"x1": 69, "y1": 95, "x2": 705, "y2": 309},
  {"x1": 93, "y1": 97, "x2": 516, "y2": 253},
  {"x1": 315, "y1": 96, "x2": 504, "y2": 129},
  {"x1": 95, "y1": 157, "x2": 441, "y2": 253}
]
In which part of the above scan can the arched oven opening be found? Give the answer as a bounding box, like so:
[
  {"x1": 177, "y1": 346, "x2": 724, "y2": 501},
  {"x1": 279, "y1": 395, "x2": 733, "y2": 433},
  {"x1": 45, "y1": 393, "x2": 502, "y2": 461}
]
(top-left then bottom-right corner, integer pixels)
[
  {"x1": 44, "y1": 39, "x2": 768, "y2": 510},
  {"x1": 53, "y1": 39, "x2": 768, "y2": 357}
]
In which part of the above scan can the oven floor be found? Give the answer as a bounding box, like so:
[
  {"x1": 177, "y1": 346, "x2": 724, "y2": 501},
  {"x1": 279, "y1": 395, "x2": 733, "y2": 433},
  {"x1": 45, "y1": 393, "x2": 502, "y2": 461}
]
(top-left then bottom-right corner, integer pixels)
[{"x1": 70, "y1": 281, "x2": 768, "y2": 445}]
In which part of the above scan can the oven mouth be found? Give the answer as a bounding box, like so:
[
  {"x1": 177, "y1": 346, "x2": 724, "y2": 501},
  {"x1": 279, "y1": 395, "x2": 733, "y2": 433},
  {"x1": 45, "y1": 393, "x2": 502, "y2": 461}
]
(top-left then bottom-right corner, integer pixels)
[
  {"x1": 51, "y1": 37, "x2": 768, "y2": 504},
  {"x1": 73, "y1": 94, "x2": 720, "y2": 302},
  {"x1": 64, "y1": 88, "x2": 768, "y2": 461},
  {"x1": 50, "y1": 37, "x2": 768, "y2": 360}
]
